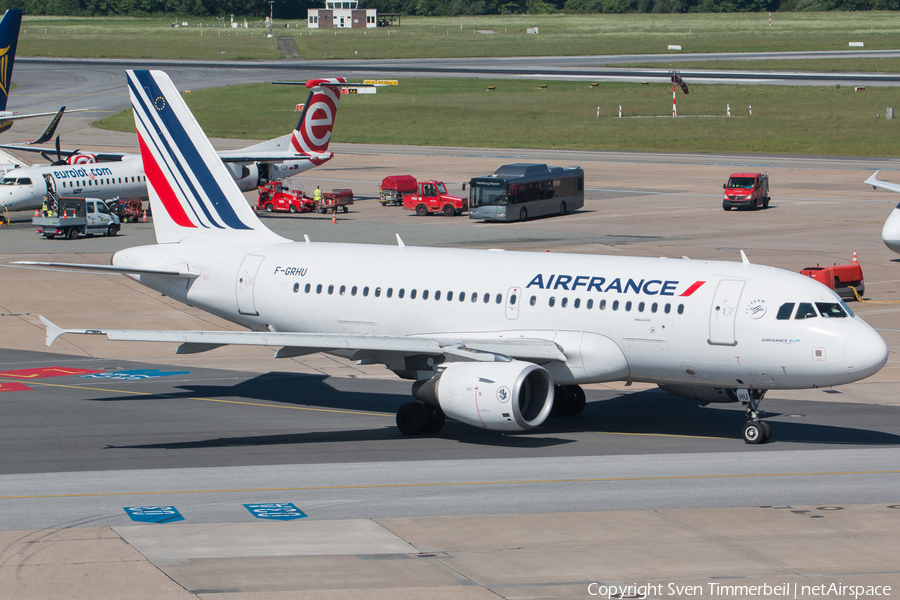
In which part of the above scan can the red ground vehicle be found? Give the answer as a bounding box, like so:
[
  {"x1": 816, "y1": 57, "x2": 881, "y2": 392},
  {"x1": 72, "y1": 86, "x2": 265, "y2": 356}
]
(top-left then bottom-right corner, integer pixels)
[
  {"x1": 107, "y1": 197, "x2": 145, "y2": 223},
  {"x1": 403, "y1": 180, "x2": 467, "y2": 216},
  {"x1": 316, "y1": 189, "x2": 354, "y2": 213},
  {"x1": 257, "y1": 181, "x2": 315, "y2": 213},
  {"x1": 801, "y1": 259, "x2": 864, "y2": 300},
  {"x1": 380, "y1": 175, "x2": 418, "y2": 206},
  {"x1": 723, "y1": 172, "x2": 770, "y2": 211}
]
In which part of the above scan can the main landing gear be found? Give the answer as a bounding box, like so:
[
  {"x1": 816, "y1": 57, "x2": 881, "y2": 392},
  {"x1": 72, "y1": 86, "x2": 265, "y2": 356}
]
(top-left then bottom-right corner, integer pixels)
[
  {"x1": 550, "y1": 385, "x2": 586, "y2": 417},
  {"x1": 740, "y1": 390, "x2": 771, "y2": 444},
  {"x1": 396, "y1": 402, "x2": 446, "y2": 436}
]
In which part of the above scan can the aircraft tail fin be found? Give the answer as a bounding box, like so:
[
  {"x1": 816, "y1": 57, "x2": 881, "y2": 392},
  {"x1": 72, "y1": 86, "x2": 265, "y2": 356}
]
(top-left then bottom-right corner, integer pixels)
[
  {"x1": 127, "y1": 70, "x2": 285, "y2": 245},
  {"x1": 0, "y1": 9, "x2": 22, "y2": 112},
  {"x1": 290, "y1": 78, "x2": 346, "y2": 157},
  {"x1": 29, "y1": 107, "x2": 65, "y2": 145}
]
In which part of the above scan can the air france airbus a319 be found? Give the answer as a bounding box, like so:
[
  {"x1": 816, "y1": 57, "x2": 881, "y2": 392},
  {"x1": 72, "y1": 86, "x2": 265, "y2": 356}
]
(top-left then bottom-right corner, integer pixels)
[
  {"x1": 0, "y1": 77, "x2": 350, "y2": 216},
  {"x1": 23, "y1": 70, "x2": 888, "y2": 445}
]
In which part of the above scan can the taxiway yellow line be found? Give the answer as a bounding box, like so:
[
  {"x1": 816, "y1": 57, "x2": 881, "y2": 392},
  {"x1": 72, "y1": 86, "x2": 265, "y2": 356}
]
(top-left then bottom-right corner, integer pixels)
[
  {"x1": 2, "y1": 470, "x2": 898, "y2": 501},
  {"x1": 0, "y1": 377, "x2": 390, "y2": 418}
]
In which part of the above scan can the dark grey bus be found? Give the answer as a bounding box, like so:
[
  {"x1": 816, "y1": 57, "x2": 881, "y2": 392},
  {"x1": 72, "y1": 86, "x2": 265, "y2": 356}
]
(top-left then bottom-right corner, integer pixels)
[{"x1": 467, "y1": 163, "x2": 584, "y2": 222}]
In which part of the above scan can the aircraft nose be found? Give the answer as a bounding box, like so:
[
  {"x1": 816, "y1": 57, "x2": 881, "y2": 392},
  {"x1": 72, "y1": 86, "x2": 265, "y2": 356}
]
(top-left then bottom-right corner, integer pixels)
[
  {"x1": 844, "y1": 326, "x2": 888, "y2": 379},
  {"x1": 882, "y1": 209, "x2": 900, "y2": 254}
]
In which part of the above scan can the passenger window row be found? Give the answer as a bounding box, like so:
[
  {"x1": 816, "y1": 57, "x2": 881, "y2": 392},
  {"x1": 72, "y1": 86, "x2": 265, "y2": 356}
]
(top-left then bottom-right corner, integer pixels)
[
  {"x1": 60, "y1": 176, "x2": 145, "y2": 189},
  {"x1": 293, "y1": 282, "x2": 504, "y2": 304},
  {"x1": 530, "y1": 294, "x2": 684, "y2": 314}
]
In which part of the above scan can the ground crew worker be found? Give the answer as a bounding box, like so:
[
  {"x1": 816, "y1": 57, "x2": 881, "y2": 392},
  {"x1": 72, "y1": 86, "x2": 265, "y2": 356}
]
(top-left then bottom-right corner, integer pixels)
[
  {"x1": 41, "y1": 195, "x2": 49, "y2": 217},
  {"x1": 313, "y1": 185, "x2": 322, "y2": 204}
]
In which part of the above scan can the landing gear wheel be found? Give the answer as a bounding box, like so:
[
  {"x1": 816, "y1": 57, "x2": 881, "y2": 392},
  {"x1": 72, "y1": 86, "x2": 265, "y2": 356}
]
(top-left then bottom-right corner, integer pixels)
[
  {"x1": 519, "y1": 207, "x2": 527, "y2": 222},
  {"x1": 550, "y1": 385, "x2": 572, "y2": 417},
  {"x1": 758, "y1": 420, "x2": 771, "y2": 443},
  {"x1": 424, "y1": 404, "x2": 446, "y2": 434},
  {"x1": 397, "y1": 402, "x2": 429, "y2": 435},
  {"x1": 442, "y1": 204, "x2": 455, "y2": 216},
  {"x1": 566, "y1": 385, "x2": 586, "y2": 415},
  {"x1": 742, "y1": 421, "x2": 768, "y2": 444},
  {"x1": 415, "y1": 204, "x2": 428, "y2": 216}
]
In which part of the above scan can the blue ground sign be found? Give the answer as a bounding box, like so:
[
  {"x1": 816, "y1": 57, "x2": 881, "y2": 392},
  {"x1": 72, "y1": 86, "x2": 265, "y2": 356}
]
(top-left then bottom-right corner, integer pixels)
[
  {"x1": 123, "y1": 506, "x2": 185, "y2": 523},
  {"x1": 244, "y1": 503, "x2": 307, "y2": 521},
  {"x1": 81, "y1": 369, "x2": 190, "y2": 381}
]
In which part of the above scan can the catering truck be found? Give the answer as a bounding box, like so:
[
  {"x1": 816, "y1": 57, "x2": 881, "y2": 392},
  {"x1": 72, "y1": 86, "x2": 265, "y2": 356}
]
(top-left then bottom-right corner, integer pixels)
[{"x1": 33, "y1": 197, "x2": 121, "y2": 240}]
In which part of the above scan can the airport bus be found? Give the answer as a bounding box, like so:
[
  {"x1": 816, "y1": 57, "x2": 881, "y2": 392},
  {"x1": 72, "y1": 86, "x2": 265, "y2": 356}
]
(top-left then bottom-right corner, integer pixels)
[{"x1": 467, "y1": 163, "x2": 584, "y2": 222}]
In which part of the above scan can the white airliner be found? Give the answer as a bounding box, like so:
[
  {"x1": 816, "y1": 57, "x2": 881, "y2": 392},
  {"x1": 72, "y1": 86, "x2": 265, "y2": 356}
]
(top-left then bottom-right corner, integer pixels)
[
  {"x1": 24, "y1": 70, "x2": 888, "y2": 445},
  {"x1": 0, "y1": 77, "x2": 349, "y2": 215},
  {"x1": 864, "y1": 171, "x2": 900, "y2": 254}
]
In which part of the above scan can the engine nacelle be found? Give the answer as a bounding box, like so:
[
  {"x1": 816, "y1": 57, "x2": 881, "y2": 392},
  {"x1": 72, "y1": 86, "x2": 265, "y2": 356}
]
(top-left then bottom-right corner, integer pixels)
[
  {"x1": 659, "y1": 384, "x2": 740, "y2": 403},
  {"x1": 412, "y1": 360, "x2": 554, "y2": 431},
  {"x1": 224, "y1": 163, "x2": 259, "y2": 191}
]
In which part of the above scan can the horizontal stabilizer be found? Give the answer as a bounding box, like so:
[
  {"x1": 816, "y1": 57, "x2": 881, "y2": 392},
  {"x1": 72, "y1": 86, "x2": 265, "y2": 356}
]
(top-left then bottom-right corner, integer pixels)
[
  {"x1": 865, "y1": 170, "x2": 900, "y2": 194},
  {"x1": 13, "y1": 261, "x2": 198, "y2": 279}
]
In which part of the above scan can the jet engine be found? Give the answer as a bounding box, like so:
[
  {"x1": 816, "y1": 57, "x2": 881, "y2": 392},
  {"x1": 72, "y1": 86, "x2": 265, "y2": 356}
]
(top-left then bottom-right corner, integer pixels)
[
  {"x1": 224, "y1": 163, "x2": 260, "y2": 192},
  {"x1": 412, "y1": 360, "x2": 554, "y2": 431}
]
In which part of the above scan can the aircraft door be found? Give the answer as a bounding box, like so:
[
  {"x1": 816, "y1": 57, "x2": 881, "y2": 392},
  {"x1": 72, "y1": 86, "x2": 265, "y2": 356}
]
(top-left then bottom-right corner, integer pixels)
[
  {"x1": 505, "y1": 286, "x2": 521, "y2": 320},
  {"x1": 236, "y1": 254, "x2": 265, "y2": 316},
  {"x1": 708, "y1": 279, "x2": 745, "y2": 346}
]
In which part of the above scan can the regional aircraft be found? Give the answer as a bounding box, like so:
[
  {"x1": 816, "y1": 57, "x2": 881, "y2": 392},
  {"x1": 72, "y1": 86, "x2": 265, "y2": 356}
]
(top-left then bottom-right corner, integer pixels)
[
  {"x1": 863, "y1": 171, "x2": 900, "y2": 254},
  {"x1": 23, "y1": 70, "x2": 889, "y2": 445},
  {"x1": 0, "y1": 77, "x2": 351, "y2": 216}
]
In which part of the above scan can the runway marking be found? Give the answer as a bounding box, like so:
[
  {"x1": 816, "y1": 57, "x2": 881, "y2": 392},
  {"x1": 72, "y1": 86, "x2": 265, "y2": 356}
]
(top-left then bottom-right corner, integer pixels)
[
  {"x1": 2, "y1": 470, "x2": 899, "y2": 501},
  {"x1": 0, "y1": 377, "x2": 390, "y2": 418}
]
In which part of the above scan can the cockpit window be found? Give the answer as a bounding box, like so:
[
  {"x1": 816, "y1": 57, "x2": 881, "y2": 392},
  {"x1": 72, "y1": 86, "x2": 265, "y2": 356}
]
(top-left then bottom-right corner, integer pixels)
[
  {"x1": 0, "y1": 177, "x2": 15, "y2": 186},
  {"x1": 17, "y1": 178, "x2": 32, "y2": 185},
  {"x1": 816, "y1": 302, "x2": 848, "y2": 318},
  {"x1": 841, "y1": 300, "x2": 855, "y2": 317},
  {"x1": 795, "y1": 303, "x2": 818, "y2": 319},
  {"x1": 776, "y1": 303, "x2": 795, "y2": 320}
]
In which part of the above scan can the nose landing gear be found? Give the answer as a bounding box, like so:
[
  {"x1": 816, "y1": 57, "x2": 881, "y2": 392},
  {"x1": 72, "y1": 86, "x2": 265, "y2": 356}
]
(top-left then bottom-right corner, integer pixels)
[{"x1": 740, "y1": 389, "x2": 770, "y2": 444}]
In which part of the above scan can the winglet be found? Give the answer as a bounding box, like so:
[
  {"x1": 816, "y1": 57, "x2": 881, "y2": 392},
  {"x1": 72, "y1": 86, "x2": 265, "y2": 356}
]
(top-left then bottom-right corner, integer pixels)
[
  {"x1": 39, "y1": 315, "x2": 64, "y2": 347},
  {"x1": 740, "y1": 250, "x2": 750, "y2": 266},
  {"x1": 396, "y1": 234, "x2": 405, "y2": 248},
  {"x1": 866, "y1": 170, "x2": 881, "y2": 189}
]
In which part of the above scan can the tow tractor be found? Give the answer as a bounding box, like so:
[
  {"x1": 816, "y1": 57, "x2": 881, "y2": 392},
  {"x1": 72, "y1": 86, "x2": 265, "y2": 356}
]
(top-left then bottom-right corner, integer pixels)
[
  {"x1": 33, "y1": 196, "x2": 121, "y2": 240},
  {"x1": 257, "y1": 181, "x2": 353, "y2": 214},
  {"x1": 257, "y1": 181, "x2": 315, "y2": 213},
  {"x1": 402, "y1": 180, "x2": 467, "y2": 216},
  {"x1": 800, "y1": 252, "x2": 864, "y2": 300}
]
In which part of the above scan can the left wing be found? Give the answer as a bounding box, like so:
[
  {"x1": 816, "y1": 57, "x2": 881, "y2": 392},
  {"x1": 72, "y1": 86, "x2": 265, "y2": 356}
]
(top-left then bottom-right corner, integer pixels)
[{"x1": 39, "y1": 317, "x2": 567, "y2": 362}]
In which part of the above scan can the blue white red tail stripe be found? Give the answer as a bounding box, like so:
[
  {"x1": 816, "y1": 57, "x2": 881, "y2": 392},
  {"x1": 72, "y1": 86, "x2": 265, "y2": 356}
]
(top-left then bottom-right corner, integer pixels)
[
  {"x1": 127, "y1": 70, "x2": 283, "y2": 245},
  {"x1": 129, "y1": 70, "x2": 251, "y2": 231}
]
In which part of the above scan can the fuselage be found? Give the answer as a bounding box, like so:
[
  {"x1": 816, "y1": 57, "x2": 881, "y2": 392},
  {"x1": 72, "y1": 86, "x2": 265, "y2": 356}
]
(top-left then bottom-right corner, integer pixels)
[
  {"x1": 0, "y1": 159, "x2": 148, "y2": 212},
  {"x1": 113, "y1": 241, "x2": 888, "y2": 391}
]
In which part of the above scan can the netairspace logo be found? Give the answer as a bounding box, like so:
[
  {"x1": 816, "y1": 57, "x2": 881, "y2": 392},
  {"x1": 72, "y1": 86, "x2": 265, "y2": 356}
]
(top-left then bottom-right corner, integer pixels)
[{"x1": 586, "y1": 582, "x2": 892, "y2": 599}]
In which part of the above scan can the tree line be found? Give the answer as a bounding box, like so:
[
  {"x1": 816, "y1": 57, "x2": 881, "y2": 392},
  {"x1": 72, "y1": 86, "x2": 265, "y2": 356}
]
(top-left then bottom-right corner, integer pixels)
[{"x1": 1, "y1": 0, "x2": 896, "y2": 20}]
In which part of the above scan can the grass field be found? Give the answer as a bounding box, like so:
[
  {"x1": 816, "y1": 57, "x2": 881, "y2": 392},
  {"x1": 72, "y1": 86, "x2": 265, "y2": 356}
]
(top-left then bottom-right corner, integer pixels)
[
  {"x1": 98, "y1": 78, "x2": 900, "y2": 156},
  {"x1": 15, "y1": 12, "x2": 900, "y2": 61}
]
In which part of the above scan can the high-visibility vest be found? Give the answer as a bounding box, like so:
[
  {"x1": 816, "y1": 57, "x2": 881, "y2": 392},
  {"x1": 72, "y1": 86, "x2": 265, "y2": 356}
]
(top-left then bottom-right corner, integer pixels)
[{"x1": 314, "y1": 188, "x2": 322, "y2": 202}]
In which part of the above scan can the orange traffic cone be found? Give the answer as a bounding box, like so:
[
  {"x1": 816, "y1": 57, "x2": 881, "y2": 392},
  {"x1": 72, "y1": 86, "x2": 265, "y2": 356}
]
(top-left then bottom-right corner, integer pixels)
[
  {"x1": 34, "y1": 209, "x2": 39, "y2": 217},
  {"x1": 331, "y1": 210, "x2": 337, "y2": 224},
  {"x1": 142, "y1": 213, "x2": 147, "y2": 222},
  {"x1": 852, "y1": 249, "x2": 858, "y2": 264}
]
